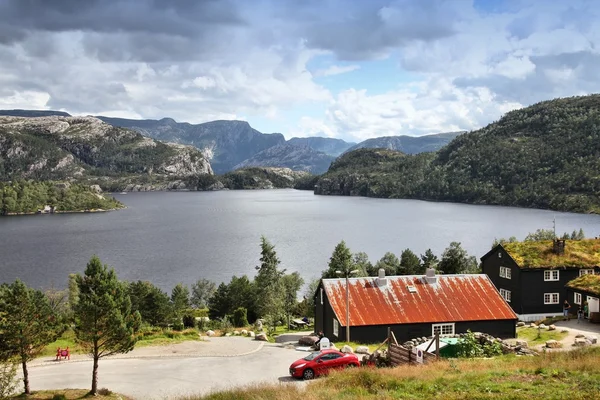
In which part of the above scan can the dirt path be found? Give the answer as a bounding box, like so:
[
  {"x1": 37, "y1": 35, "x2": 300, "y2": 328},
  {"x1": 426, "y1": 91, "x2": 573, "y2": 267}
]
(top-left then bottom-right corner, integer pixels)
[{"x1": 532, "y1": 319, "x2": 600, "y2": 352}]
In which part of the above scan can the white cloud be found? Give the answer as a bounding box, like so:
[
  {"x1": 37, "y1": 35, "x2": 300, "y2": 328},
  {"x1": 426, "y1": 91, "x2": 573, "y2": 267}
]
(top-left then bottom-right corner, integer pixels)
[{"x1": 314, "y1": 65, "x2": 360, "y2": 77}]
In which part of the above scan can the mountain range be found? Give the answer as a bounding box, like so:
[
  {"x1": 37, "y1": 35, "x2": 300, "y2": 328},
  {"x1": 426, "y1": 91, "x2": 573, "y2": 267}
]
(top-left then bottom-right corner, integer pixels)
[{"x1": 0, "y1": 110, "x2": 460, "y2": 175}]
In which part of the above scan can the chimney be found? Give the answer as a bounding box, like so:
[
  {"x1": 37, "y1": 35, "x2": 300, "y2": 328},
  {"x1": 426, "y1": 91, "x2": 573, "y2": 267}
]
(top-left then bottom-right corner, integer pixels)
[
  {"x1": 377, "y1": 268, "x2": 387, "y2": 287},
  {"x1": 553, "y1": 239, "x2": 565, "y2": 255},
  {"x1": 425, "y1": 268, "x2": 437, "y2": 284}
]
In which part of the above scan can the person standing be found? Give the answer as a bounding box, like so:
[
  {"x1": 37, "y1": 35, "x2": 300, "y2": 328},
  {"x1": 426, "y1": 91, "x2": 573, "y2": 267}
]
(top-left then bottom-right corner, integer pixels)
[
  {"x1": 577, "y1": 306, "x2": 584, "y2": 323},
  {"x1": 584, "y1": 301, "x2": 589, "y2": 320},
  {"x1": 563, "y1": 300, "x2": 571, "y2": 321}
]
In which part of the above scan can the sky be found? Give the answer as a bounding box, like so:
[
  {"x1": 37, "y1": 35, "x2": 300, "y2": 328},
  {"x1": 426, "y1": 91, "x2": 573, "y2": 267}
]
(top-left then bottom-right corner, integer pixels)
[{"x1": 0, "y1": 0, "x2": 599, "y2": 142}]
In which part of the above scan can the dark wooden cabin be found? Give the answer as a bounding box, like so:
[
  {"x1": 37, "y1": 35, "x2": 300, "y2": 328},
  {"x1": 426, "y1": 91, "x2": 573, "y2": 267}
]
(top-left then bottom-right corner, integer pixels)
[{"x1": 314, "y1": 268, "x2": 517, "y2": 344}]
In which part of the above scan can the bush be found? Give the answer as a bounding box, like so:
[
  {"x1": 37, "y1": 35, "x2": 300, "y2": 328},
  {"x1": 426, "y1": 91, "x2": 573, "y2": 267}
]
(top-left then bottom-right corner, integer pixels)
[
  {"x1": 182, "y1": 314, "x2": 196, "y2": 329},
  {"x1": 172, "y1": 321, "x2": 184, "y2": 331},
  {"x1": 232, "y1": 307, "x2": 249, "y2": 328},
  {"x1": 98, "y1": 388, "x2": 112, "y2": 396},
  {"x1": 51, "y1": 395, "x2": 67, "y2": 400},
  {"x1": 456, "y1": 331, "x2": 503, "y2": 358},
  {"x1": 220, "y1": 316, "x2": 233, "y2": 334},
  {"x1": 0, "y1": 362, "x2": 18, "y2": 400}
]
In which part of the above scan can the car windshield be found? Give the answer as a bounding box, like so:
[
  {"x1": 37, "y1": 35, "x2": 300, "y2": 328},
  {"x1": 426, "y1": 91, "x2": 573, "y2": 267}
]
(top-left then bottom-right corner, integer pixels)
[{"x1": 303, "y1": 352, "x2": 321, "y2": 361}]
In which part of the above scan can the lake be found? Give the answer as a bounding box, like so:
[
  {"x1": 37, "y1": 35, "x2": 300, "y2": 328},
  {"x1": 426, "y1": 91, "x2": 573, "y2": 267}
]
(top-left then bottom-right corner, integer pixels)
[{"x1": 1, "y1": 190, "x2": 599, "y2": 292}]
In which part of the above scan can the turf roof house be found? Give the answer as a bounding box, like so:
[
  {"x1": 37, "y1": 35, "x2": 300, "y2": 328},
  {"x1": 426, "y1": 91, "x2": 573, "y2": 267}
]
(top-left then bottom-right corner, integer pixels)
[
  {"x1": 481, "y1": 239, "x2": 600, "y2": 321},
  {"x1": 566, "y1": 274, "x2": 600, "y2": 319},
  {"x1": 314, "y1": 269, "x2": 517, "y2": 344}
]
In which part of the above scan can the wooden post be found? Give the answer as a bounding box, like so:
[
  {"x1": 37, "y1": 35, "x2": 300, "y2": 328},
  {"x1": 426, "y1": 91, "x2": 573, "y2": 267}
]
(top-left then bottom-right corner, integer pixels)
[
  {"x1": 387, "y1": 327, "x2": 391, "y2": 351},
  {"x1": 435, "y1": 333, "x2": 440, "y2": 360},
  {"x1": 390, "y1": 331, "x2": 399, "y2": 345}
]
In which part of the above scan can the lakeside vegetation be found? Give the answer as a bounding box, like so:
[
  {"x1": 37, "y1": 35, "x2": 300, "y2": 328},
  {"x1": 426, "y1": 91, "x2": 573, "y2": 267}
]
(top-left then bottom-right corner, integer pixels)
[
  {"x1": 0, "y1": 181, "x2": 123, "y2": 215},
  {"x1": 315, "y1": 95, "x2": 600, "y2": 213}
]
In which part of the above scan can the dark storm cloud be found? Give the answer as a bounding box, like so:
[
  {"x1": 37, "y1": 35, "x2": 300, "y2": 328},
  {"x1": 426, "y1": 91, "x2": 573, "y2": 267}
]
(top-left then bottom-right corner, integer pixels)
[{"x1": 295, "y1": 0, "x2": 458, "y2": 60}]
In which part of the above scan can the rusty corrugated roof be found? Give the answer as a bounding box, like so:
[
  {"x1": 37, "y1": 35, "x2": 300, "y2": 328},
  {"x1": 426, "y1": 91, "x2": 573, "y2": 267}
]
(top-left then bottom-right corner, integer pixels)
[{"x1": 322, "y1": 274, "x2": 517, "y2": 327}]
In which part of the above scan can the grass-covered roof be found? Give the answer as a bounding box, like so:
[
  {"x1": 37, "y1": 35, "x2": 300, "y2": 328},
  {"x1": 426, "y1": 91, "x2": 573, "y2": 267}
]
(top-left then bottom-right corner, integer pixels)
[
  {"x1": 566, "y1": 274, "x2": 600, "y2": 296},
  {"x1": 503, "y1": 239, "x2": 600, "y2": 268}
]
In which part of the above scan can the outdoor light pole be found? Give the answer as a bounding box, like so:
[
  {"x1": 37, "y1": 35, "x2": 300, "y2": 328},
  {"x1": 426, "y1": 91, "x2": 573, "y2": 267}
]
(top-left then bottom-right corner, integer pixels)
[{"x1": 336, "y1": 269, "x2": 358, "y2": 343}]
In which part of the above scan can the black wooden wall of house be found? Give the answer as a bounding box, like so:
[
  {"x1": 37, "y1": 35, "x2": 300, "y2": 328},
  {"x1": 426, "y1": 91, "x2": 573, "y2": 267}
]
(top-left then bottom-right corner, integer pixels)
[
  {"x1": 518, "y1": 269, "x2": 580, "y2": 314},
  {"x1": 315, "y1": 284, "x2": 342, "y2": 340},
  {"x1": 341, "y1": 319, "x2": 517, "y2": 344},
  {"x1": 481, "y1": 246, "x2": 522, "y2": 314}
]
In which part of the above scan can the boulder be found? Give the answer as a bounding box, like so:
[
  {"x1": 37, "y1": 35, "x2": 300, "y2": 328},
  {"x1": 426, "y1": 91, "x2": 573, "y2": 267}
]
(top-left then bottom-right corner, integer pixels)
[
  {"x1": 574, "y1": 338, "x2": 589, "y2": 347},
  {"x1": 241, "y1": 329, "x2": 248, "y2": 336},
  {"x1": 233, "y1": 331, "x2": 241, "y2": 336},
  {"x1": 539, "y1": 324, "x2": 547, "y2": 329},
  {"x1": 586, "y1": 336, "x2": 597, "y2": 344},
  {"x1": 530, "y1": 323, "x2": 537, "y2": 328},
  {"x1": 516, "y1": 340, "x2": 528, "y2": 348},
  {"x1": 255, "y1": 332, "x2": 268, "y2": 341},
  {"x1": 545, "y1": 340, "x2": 562, "y2": 349},
  {"x1": 575, "y1": 334, "x2": 586, "y2": 338},
  {"x1": 249, "y1": 331, "x2": 255, "y2": 338},
  {"x1": 299, "y1": 335, "x2": 319, "y2": 346},
  {"x1": 330, "y1": 343, "x2": 338, "y2": 350},
  {"x1": 225, "y1": 333, "x2": 232, "y2": 337},
  {"x1": 548, "y1": 325, "x2": 556, "y2": 331},
  {"x1": 206, "y1": 330, "x2": 215, "y2": 337},
  {"x1": 517, "y1": 322, "x2": 526, "y2": 327},
  {"x1": 356, "y1": 346, "x2": 370, "y2": 354},
  {"x1": 341, "y1": 345, "x2": 354, "y2": 353}
]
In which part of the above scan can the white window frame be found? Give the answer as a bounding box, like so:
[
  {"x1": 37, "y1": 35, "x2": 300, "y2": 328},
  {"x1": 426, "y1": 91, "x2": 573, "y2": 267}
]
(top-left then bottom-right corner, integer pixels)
[
  {"x1": 432, "y1": 323, "x2": 455, "y2": 337},
  {"x1": 574, "y1": 293, "x2": 582, "y2": 305},
  {"x1": 544, "y1": 270, "x2": 559, "y2": 281},
  {"x1": 544, "y1": 293, "x2": 560, "y2": 304},
  {"x1": 499, "y1": 288, "x2": 511, "y2": 302},
  {"x1": 333, "y1": 319, "x2": 339, "y2": 337},
  {"x1": 499, "y1": 266, "x2": 511, "y2": 279},
  {"x1": 320, "y1": 288, "x2": 323, "y2": 305},
  {"x1": 579, "y1": 269, "x2": 594, "y2": 276}
]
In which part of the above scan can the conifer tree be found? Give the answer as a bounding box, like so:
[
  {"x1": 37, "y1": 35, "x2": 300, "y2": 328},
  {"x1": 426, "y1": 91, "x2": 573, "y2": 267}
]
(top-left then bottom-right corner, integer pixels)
[
  {"x1": 254, "y1": 236, "x2": 285, "y2": 331},
  {"x1": 322, "y1": 240, "x2": 355, "y2": 278},
  {"x1": 0, "y1": 280, "x2": 64, "y2": 394},
  {"x1": 73, "y1": 256, "x2": 141, "y2": 395}
]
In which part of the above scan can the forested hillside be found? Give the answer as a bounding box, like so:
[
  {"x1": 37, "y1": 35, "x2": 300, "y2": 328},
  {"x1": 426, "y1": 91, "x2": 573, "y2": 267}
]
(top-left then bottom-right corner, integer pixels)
[
  {"x1": 0, "y1": 181, "x2": 123, "y2": 215},
  {"x1": 315, "y1": 95, "x2": 600, "y2": 213}
]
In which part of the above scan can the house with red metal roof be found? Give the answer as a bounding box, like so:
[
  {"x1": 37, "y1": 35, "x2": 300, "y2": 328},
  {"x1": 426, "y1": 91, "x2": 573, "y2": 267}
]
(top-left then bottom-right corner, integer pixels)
[
  {"x1": 314, "y1": 268, "x2": 517, "y2": 344},
  {"x1": 481, "y1": 238, "x2": 600, "y2": 321}
]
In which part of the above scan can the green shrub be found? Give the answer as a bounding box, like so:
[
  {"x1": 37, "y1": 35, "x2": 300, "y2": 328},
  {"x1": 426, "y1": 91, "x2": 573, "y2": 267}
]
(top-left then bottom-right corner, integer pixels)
[
  {"x1": 172, "y1": 321, "x2": 184, "y2": 331},
  {"x1": 182, "y1": 314, "x2": 196, "y2": 329},
  {"x1": 456, "y1": 331, "x2": 503, "y2": 358},
  {"x1": 51, "y1": 394, "x2": 67, "y2": 400},
  {"x1": 220, "y1": 316, "x2": 233, "y2": 334},
  {"x1": 232, "y1": 307, "x2": 249, "y2": 328},
  {"x1": 0, "y1": 362, "x2": 18, "y2": 400},
  {"x1": 98, "y1": 388, "x2": 112, "y2": 396}
]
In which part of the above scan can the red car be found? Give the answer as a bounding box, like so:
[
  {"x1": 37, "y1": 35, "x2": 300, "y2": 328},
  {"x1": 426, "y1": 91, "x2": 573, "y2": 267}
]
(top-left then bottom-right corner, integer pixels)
[{"x1": 289, "y1": 349, "x2": 360, "y2": 379}]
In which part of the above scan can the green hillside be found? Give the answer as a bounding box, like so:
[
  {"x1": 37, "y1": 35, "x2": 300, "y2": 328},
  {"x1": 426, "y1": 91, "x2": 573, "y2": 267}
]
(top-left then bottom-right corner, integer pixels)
[{"x1": 315, "y1": 95, "x2": 600, "y2": 213}]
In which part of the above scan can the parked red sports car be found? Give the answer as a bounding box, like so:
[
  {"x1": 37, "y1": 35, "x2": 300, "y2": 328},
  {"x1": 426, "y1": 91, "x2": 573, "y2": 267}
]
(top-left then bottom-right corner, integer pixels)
[{"x1": 289, "y1": 349, "x2": 360, "y2": 379}]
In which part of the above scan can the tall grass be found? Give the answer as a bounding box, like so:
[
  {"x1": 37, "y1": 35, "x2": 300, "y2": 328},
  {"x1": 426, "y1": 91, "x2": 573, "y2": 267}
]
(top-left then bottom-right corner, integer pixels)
[{"x1": 184, "y1": 348, "x2": 600, "y2": 400}]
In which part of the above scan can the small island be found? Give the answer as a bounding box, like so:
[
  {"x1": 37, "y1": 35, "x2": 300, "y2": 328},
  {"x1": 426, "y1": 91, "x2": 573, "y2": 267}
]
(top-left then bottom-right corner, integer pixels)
[{"x1": 0, "y1": 180, "x2": 124, "y2": 216}]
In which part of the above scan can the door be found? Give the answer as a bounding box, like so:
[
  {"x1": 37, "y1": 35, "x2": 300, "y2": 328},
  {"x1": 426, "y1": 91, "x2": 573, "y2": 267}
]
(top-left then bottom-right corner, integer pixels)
[{"x1": 587, "y1": 296, "x2": 600, "y2": 313}]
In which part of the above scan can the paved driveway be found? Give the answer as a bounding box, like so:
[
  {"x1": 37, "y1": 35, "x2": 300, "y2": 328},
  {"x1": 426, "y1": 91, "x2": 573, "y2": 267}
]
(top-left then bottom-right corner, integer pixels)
[{"x1": 27, "y1": 340, "x2": 309, "y2": 399}]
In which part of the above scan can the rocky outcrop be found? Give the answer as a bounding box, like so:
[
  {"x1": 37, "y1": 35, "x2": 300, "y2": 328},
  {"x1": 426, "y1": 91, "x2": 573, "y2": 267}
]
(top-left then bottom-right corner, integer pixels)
[
  {"x1": 233, "y1": 143, "x2": 335, "y2": 174},
  {"x1": 344, "y1": 132, "x2": 463, "y2": 155},
  {"x1": 0, "y1": 116, "x2": 212, "y2": 187}
]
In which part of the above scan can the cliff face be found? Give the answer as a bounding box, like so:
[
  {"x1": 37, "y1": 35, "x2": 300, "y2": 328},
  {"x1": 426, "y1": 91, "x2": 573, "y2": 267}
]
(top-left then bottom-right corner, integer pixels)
[
  {"x1": 0, "y1": 116, "x2": 212, "y2": 186},
  {"x1": 233, "y1": 143, "x2": 335, "y2": 174}
]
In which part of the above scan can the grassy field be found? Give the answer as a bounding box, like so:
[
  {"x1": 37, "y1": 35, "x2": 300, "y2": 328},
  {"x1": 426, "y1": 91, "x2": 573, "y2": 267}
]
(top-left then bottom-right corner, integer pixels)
[
  {"x1": 186, "y1": 347, "x2": 600, "y2": 400},
  {"x1": 40, "y1": 328, "x2": 203, "y2": 357},
  {"x1": 10, "y1": 389, "x2": 132, "y2": 399},
  {"x1": 516, "y1": 326, "x2": 568, "y2": 345}
]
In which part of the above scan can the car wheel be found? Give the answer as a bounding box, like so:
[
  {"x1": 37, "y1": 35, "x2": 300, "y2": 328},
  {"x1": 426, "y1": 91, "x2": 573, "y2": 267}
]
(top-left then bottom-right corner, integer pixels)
[{"x1": 303, "y1": 368, "x2": 315, "y2": 380}]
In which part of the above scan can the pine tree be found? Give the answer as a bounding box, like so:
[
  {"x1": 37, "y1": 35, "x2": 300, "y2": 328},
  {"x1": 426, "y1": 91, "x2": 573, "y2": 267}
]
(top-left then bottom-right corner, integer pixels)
[
  {"x1": 322, "y1": 240, "x2": 354, "y2": 279},
  {"x1": 73, "y1": 256, "x2": 141, "y2": 395},
  {"x1": 170, "y1": 283, "x2": 190, "y2": 327},
  {"x1": 190, "y1": 278, "x2": 216, "y2": 309},
  {"x1": 438, "y1": 242, "x2": 472, "y2": 275},
  {"x1": 282, "y1": 272, "x2": 304, "y2": 329},
  {"x1": 374, "y1": 252, "x2": 400, "y2": 276},
  {"x1": 254, "y1": 236, "x2": 286, "y2": 332},
  {"x1": 420, "y1": 249, "x2": 439, "y2": 271},
  {"x1": 399, "y1": 248, "x2": 421, "y2": 275},
  {"x1": 0, "y1": 280, "x2": 64, "y2": 394}
]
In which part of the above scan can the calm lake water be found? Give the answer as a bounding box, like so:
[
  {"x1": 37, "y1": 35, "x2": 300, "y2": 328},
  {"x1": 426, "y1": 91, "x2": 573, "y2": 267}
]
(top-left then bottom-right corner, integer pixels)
[{"x1": 1, "y1": 190, "x2": 599, "y2": 292}]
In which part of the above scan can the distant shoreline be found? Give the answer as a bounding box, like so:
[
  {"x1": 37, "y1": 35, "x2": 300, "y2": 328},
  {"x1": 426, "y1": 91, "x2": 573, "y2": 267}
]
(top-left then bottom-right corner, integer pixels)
[{"x1": 2, "y1": 207, "x2": 125, "y2": 217}]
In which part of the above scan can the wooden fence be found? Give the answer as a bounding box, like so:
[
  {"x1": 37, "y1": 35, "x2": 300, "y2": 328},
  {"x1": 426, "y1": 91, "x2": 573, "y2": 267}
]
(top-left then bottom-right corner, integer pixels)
[{"x1": 387, "y1": 329, "x2": 439, "y2": 366}]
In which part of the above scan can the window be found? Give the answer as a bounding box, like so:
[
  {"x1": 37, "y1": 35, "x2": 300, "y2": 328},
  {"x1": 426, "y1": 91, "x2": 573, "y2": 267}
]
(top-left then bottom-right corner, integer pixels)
[
  {"x1": 320, "y1": 353, "x2": 341, "y2": 361},
  {"x1": 500, "y1": 288, "x2": 511, "y2": 302},
  {"x1": 544, "y1": 270, "x2": 559, "y2": 281},
  {"x1": 498, "y1": 252, "x2": 502, "y2": 258},
  {"x1": 574, "y1": 293, "x2": 582, "y2": 305},
  {"x1": 499, "y1": 266, "x2": 511, "y2": 279},
  {"x1": 544, "y1": 293, "x2": 560, "y2": 304},
  {"x1": 320, "y1": 288, "x2": 323, "y2": 305},
  {"x1": 333, "y1": 319, "x2": 339, "y2": 337},
  {"x1": 432, "y1": 323, "x2": 455, "y2": 336},
  {"x1": 579, "y1": 269, "x2": 594, "y2": 276}
]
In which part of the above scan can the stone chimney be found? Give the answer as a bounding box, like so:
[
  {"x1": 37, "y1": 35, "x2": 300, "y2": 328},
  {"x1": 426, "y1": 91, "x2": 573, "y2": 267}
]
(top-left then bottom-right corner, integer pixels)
[
  {"x1": 425, "y1": 268, "x2": 437, "y2": 284},
  {"x1": 553, "y1": 239, "x2": 566, "y2": 255},
  {"x1": 377, "y1": 268, "x2": 387, "y2": 287}
]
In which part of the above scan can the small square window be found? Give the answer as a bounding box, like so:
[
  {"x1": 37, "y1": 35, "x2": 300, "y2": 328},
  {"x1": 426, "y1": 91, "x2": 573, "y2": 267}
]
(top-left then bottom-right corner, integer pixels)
[
  {"x1": 333, "y1": 319, "x2": 339, "y2": 337},
  {"x1": 499, "y1": 267, "x2": 511, "y2": 279},
  {"x1": 544, "y1": 293, "x2": 559, "y2": 304},
  {"x1": 500, "y1": 288, "x2": 511, "y2": 302},
  {"x1": 574, "y1": 293, "x2": 582, "y2": 305},
  {"x1": 432, "y1": 323, "x2": 455, "y2": 336},
  {"x1": 544, "y1": 270, "x2": 559, "y2": 281},
  {"x1": 579, "y1": 269, "x2": 594, "y2": 277}
]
